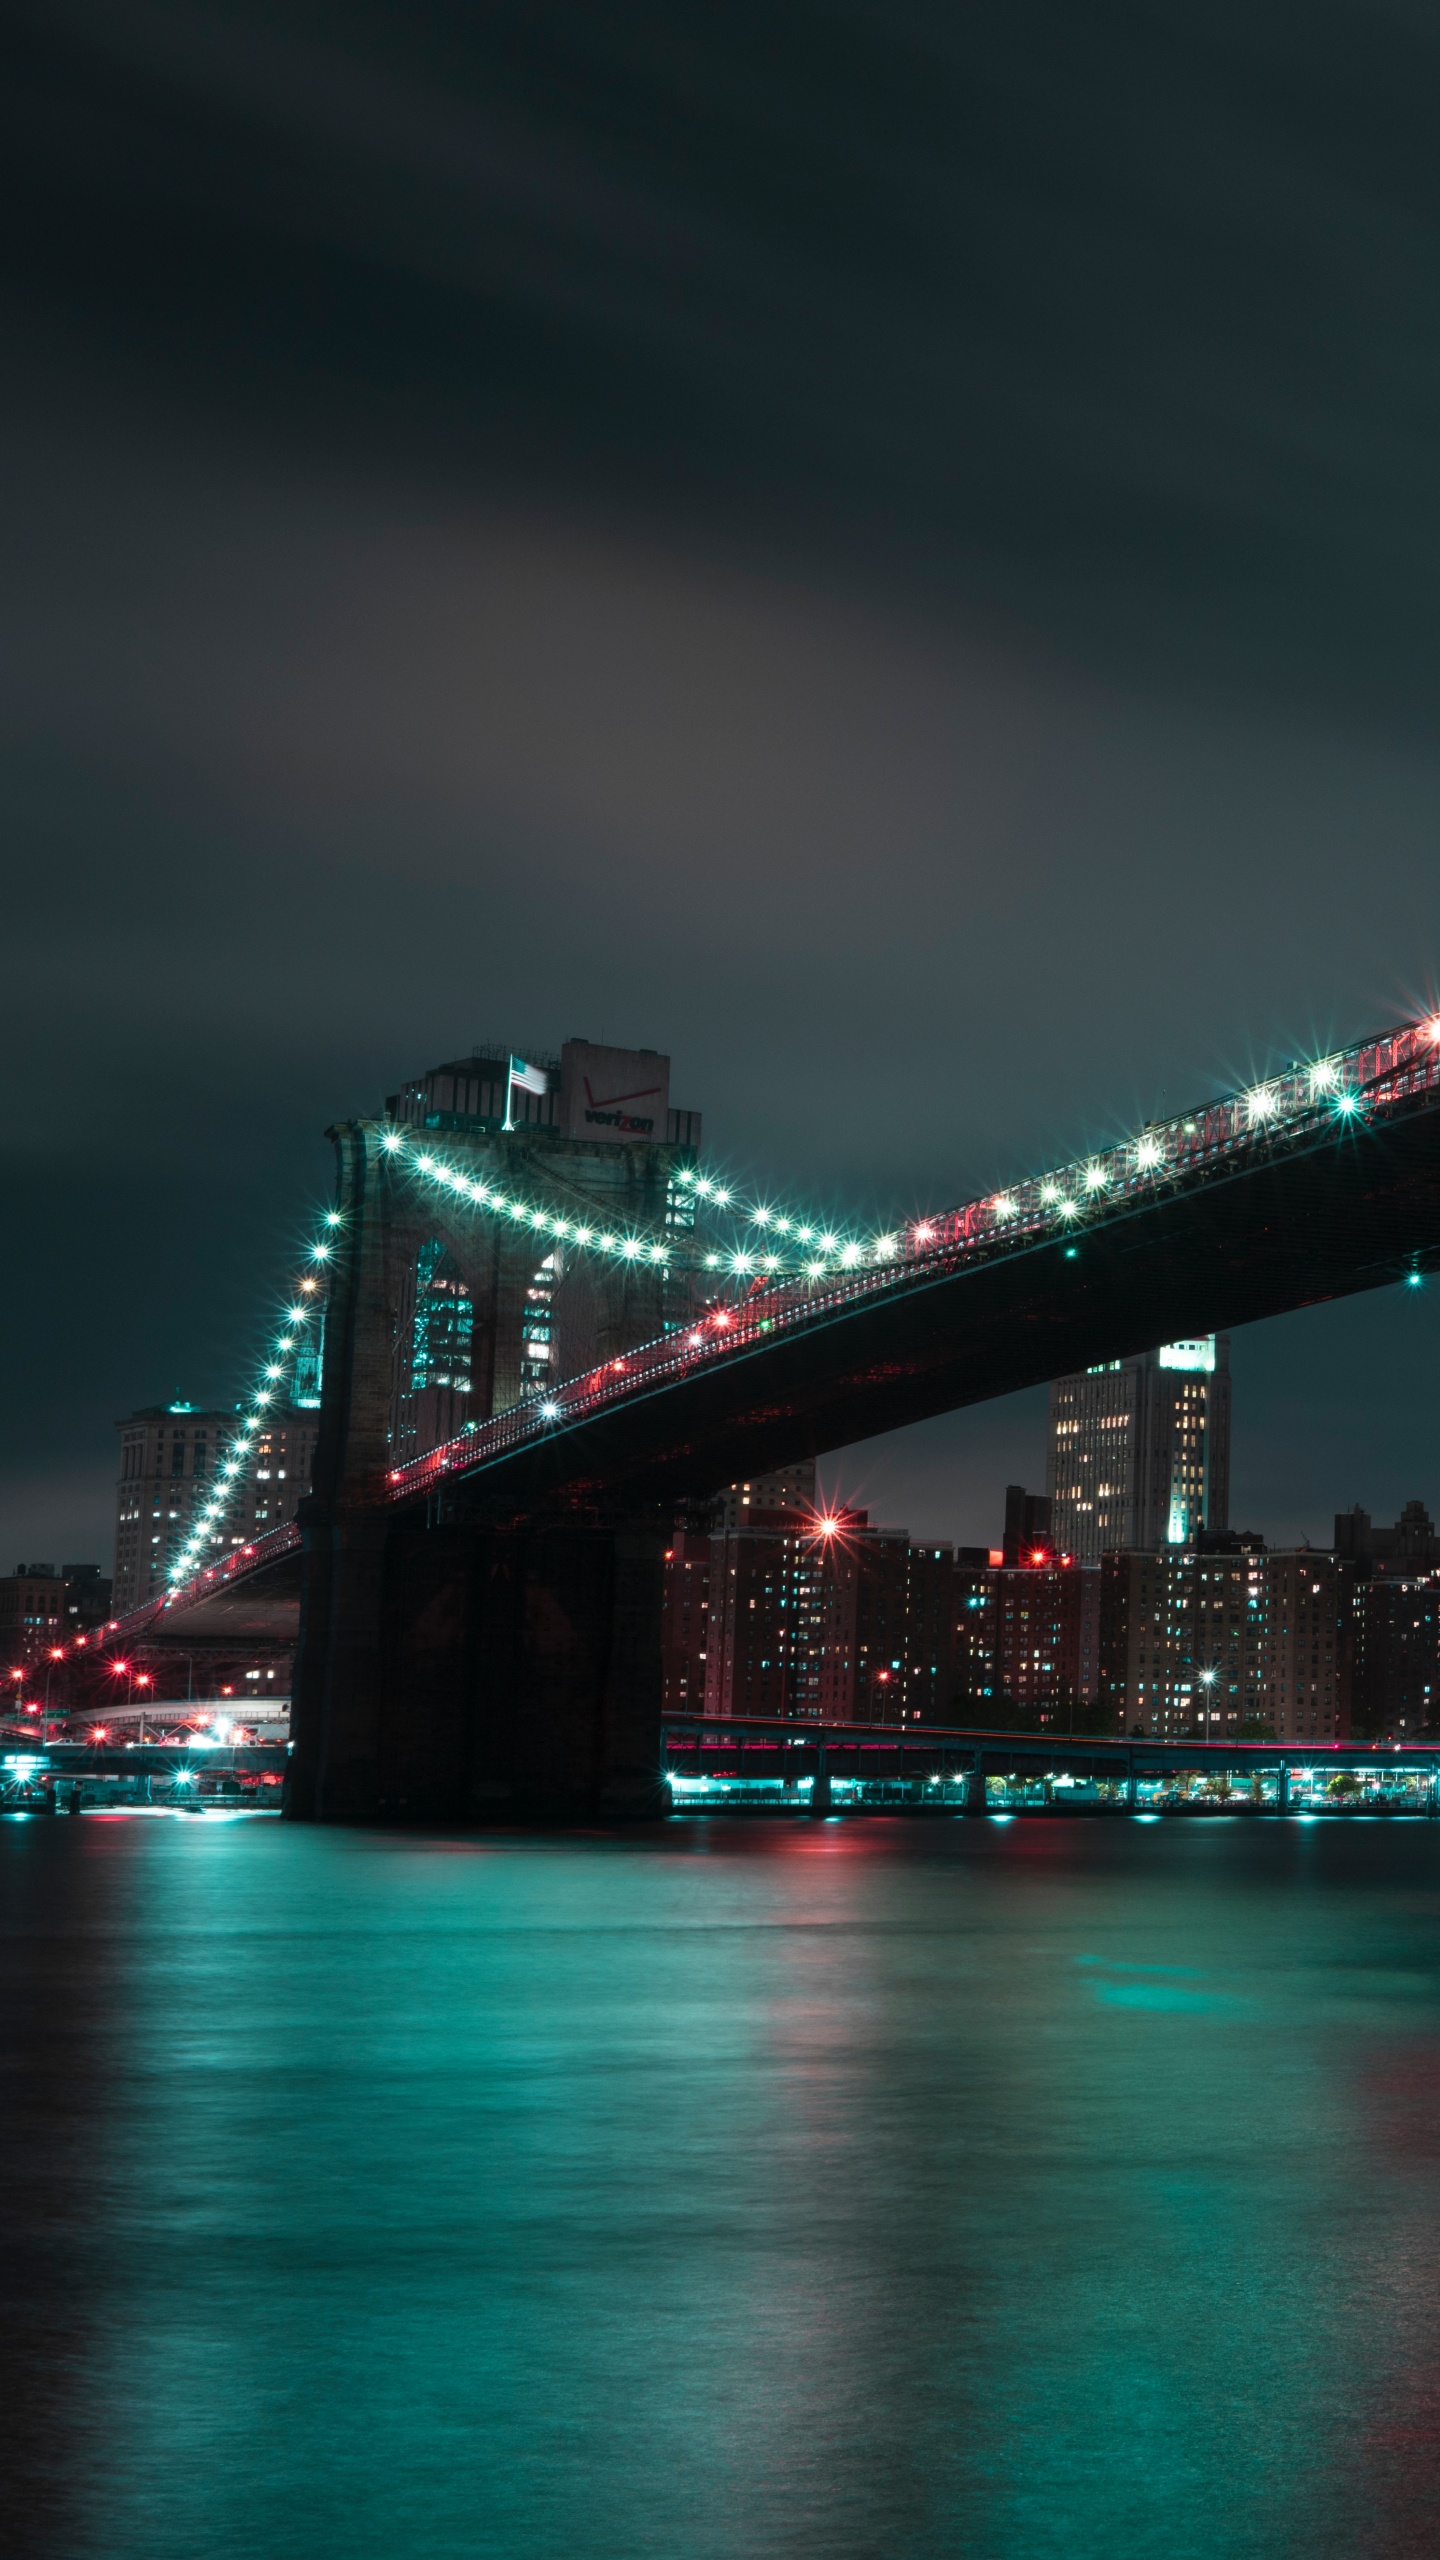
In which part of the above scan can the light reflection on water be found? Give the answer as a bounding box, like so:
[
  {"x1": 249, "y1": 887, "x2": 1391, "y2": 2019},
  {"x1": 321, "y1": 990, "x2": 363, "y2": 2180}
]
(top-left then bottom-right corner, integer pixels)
[{"x1": 5, "y1": 1815, "x2": 1440, "y2": 2559}]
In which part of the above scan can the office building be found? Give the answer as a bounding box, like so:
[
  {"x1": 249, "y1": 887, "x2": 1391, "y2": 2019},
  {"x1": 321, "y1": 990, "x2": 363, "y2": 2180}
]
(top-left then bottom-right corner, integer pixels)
[{"x1": 1048, "y1": 1338, "x2": 1232, "y2": 1564}]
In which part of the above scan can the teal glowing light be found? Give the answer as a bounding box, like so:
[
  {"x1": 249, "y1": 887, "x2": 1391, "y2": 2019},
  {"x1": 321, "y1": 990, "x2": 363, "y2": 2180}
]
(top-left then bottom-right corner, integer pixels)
[{"x1": 1408, "y1": 1271, "x2": 1424, "y2": 1288}]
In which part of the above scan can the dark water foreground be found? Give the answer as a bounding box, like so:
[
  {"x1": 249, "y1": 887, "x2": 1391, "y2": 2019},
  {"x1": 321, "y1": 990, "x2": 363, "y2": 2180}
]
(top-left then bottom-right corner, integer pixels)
[{"x1": 5, "y1": 1815, "x2": 1440, "y2": 2560}]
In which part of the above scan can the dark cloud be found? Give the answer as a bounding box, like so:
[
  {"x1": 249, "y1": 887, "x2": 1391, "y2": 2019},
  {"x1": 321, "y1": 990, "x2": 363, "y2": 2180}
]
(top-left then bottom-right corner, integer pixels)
[{"x1": 2, "y1": 2, "x2": 1439, "y2": 1560}]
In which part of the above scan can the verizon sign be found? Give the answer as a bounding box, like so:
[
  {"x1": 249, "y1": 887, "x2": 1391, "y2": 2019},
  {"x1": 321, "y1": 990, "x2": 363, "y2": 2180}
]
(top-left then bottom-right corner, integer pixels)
[{"x1": 559, "y1": 1041, "x2": 670, "y2": 1144}]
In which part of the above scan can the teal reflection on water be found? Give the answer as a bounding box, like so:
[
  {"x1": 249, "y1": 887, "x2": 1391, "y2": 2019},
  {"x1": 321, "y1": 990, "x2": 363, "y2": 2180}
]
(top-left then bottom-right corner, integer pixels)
[{"x1": 4, "y1": 1817, "x2": 1440, "y2": 2559}]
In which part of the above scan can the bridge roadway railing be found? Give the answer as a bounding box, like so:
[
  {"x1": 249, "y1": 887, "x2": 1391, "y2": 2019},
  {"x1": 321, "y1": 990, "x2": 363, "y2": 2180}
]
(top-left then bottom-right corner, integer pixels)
[
  {"x1": 381, "y1": 1010, "x2": 1440, "y2": 1504},
  {"x1": 120, "y1": 1519, "x2": 304, "y2": 1636},
  {"x1": 660, "y1": 1718, "x2": 1440, "y2": 1815}
]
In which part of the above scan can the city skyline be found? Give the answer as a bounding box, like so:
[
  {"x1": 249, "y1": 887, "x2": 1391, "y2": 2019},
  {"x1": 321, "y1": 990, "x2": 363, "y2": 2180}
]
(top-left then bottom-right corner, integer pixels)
[{"x1": 7, "y1": 1033, "x2": 1437, "y2": 1570}]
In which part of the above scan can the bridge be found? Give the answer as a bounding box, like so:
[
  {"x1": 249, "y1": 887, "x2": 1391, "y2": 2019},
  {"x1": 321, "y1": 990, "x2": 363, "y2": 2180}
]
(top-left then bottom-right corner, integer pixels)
[{"x1": 112, "y1": 1013, "x2": 1440, "y2": 1820}]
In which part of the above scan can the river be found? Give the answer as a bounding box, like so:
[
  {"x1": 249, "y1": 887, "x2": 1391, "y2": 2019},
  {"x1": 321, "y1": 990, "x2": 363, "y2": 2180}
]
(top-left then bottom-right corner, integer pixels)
[{"x1": 5, "y1": 1812, "x2": 1440, "y2": 2558}]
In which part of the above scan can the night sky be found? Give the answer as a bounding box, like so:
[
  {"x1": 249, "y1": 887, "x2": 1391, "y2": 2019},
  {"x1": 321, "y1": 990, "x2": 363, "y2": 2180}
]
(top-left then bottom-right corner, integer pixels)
[{"x1": 4, "y1": 1, "x2": 1439, "y2": 1567}]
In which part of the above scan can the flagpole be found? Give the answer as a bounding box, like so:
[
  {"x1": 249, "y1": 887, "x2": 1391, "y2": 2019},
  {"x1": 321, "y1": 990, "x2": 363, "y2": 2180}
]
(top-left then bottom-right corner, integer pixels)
[{"x1": 503, "y1": 1056, "x2": 515, "y2": 1131}]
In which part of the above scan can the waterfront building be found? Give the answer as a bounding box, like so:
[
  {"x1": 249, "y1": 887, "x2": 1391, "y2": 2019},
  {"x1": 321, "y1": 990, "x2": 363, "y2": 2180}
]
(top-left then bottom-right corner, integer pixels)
[
  {"x1": 1048, "y1": 1338, "x2": 1232, "y2": 1564},
  {"x1": 953, "y1": 1549, "x2": 998, "y2": 1714},
  {"x1": 661, "y1": 1529, "x2": 712, "y2": 1710},
  {"x1": 1352, "y1": 1574, "x2": 1440, "y2": 1737},
  {"x1": 1099, "y1": 1538, "x2": 1353, "y2": 1741},
  {"x1": 903, "y1": 1542, "x2": 958, "y2": 1722},
  {"x1": 704, "y1": 1502, "x2": 827, "y2": 1718},
  {"x1": 958, "y1": 1555, "x2": 1101, "y2": 1727},
  {"x1": 690, "y1": 1483, "x2": 962, "y2": 1725}
]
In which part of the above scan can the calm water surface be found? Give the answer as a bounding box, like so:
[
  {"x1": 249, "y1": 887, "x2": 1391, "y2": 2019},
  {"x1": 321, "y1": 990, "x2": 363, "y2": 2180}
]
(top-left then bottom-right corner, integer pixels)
[{"x1": 5, "y1": 1813, "x2": 1440, "y2": 2559}]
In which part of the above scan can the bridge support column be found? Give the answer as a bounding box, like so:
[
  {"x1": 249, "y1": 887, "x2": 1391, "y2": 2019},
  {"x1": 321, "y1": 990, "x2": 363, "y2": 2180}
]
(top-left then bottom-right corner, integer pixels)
[
  {"x1": 287, "y1": 1504, "x2": 391, "y2": 1821},
  {"x1": 290, "y1": 1506, "x2": 669, "y2": 1824}
]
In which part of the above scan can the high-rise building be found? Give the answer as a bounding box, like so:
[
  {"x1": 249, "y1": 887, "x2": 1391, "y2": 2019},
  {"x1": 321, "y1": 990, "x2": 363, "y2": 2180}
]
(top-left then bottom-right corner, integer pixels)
[
  {"x1": 114, "y1": 1405, "x2": 236, "y2": 1611},
  {"x1": 704, "y1": 1504, "x2": 828, "y2": 1718},
  {"x1": 693, "y1": 1486, "x2": 962, "y2": 1726},
  {"x1": 113, "y1": 1402, "x2": 320, "y2": 1612},
  {"x1": 1099, "y1": 1538, "x2": 1353, "y2": 1741},
  {"x1": 1353, "y1": 1576, "x2": 1440, "y2": 1736},
  {"x1": 903, "y1": 1544, "x2": 958, "y2": 1722},
  {"x1": 1334, "y1": 1501, "x2": 1440, "y2": 1574},
  {"x1": 953, "y1": 1550, "x2": 997, "y2": 1715},
  {"x1": 1048, "y1": 1338, "x2": 1232, "y2": 1565},
  {"x1": 661, "y1": 1529, "x2": 713, "y2": 1710},
  {"x1": 715, "y1": 1465, "x2": 818, "y2": 1533}
]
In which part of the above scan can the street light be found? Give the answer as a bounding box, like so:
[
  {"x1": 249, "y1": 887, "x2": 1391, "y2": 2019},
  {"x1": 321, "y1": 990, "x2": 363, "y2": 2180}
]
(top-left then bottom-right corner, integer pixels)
[{"x1": 1198, "y1": 1666, "x2": 1219, "y2": 1742}]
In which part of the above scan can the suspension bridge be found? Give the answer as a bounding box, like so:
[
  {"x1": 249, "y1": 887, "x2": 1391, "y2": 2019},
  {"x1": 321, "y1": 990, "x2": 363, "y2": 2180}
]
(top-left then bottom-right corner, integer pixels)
[{"x1": 101, "y1": 1014, "x2": 1440, "y2": 1819}]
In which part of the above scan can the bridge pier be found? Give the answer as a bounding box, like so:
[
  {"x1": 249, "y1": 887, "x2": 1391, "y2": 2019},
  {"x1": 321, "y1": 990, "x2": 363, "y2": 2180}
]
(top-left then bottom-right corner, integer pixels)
[{"x1": 289, "y1": 1506, "x2": 669, "y2": 1824}]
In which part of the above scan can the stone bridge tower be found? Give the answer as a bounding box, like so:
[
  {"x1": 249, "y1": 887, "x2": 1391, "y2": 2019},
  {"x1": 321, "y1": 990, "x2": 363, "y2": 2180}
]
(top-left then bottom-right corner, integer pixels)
[{"x1": 287, "y1": 1040, "x2": 704, "y2": 1826}]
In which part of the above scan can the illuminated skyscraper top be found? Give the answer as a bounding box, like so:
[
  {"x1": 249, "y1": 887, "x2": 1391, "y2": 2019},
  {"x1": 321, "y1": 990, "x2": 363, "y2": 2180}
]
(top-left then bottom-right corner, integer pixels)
[{"x1": 1047, "y1": 1338, "x2": 1231, "y2": 1565}]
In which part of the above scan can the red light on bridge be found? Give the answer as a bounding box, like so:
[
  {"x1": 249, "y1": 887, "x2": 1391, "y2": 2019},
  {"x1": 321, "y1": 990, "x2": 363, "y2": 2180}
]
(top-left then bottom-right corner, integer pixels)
[
  {"x1": 91, "y1": 1726, "x2": 108, "y2": 1742},
  {"x1": 109, "y1": 1659, "x2": 129, "y2": 1677}
]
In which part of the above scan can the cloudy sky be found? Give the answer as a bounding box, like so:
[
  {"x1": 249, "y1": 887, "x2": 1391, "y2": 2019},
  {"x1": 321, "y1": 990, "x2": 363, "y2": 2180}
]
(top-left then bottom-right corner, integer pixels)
[{"x1": 3, "y1": 0, "x2": 1439, "y2": 1564}]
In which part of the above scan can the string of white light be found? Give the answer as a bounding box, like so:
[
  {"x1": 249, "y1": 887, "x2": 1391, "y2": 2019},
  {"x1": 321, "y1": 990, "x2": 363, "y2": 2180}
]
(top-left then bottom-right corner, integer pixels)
[
  {"x1": 166, "y1": 1221, "x2": 340, "y2": 1585},
  {"x1": 392, "y1": 1022, "x2": 1435, "y2": 1292}
]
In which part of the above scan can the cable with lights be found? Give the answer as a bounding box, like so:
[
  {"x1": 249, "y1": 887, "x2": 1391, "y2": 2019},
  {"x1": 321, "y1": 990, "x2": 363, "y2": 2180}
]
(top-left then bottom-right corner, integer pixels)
[{"x1": 165, "y1": 1233, "x2": 337, "y2": 1587}]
